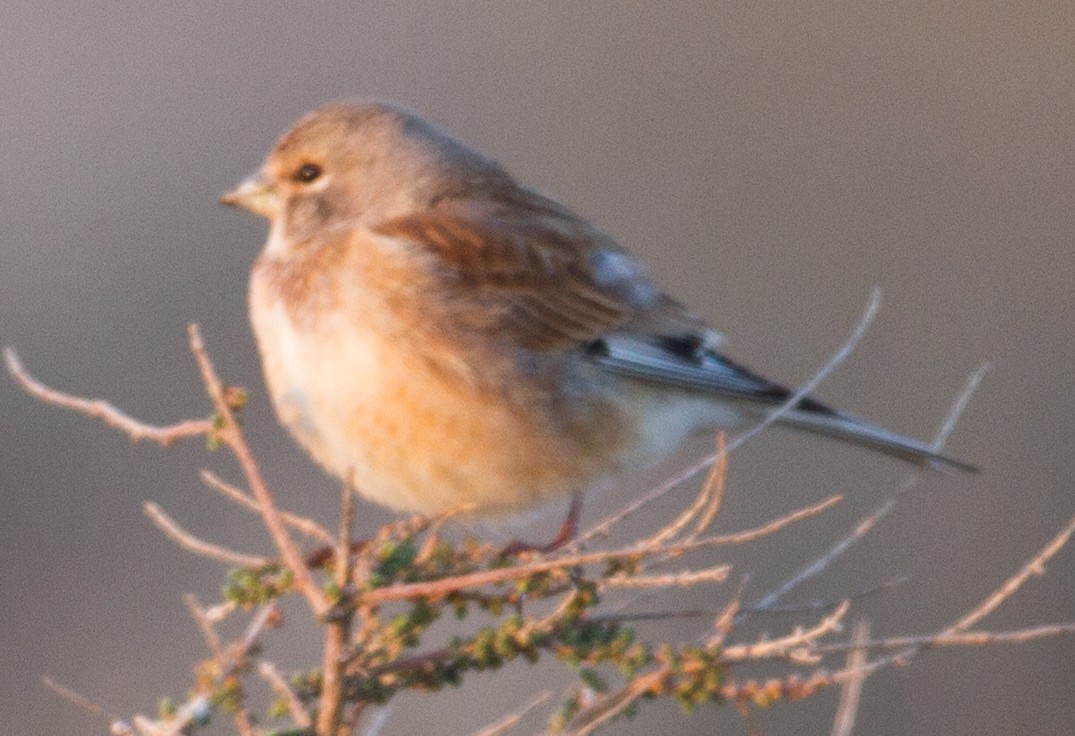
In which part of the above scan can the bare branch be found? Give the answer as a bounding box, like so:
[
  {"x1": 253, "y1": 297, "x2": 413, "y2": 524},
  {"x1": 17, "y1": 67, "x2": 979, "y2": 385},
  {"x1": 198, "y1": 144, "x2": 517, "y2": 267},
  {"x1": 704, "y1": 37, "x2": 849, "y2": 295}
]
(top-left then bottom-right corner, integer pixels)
[
  {"x1": 706, "y1": 494, "x2": 841, "y2": 546},
  {"x1": 728, "y1": 287, "x2": 882, "y2": 455},
  {"x1": 721, "y1": 601, "x2": 851, "y2": 662},
  {"x1": 183, "y1": 593, "x2": 225, "y2": 659},
  {"x1": 744, "y1": 497, "x2": 898, "y2": 620},
  {"x1": 947, "y1": 513, "x2": 1075, "y2": 633},
  {"x1": 563, "y1": 668, "x2": 667, "y2": 736},
  {"x1": 144, "y1": 502, "x2": 270, "y2": 567},
  {"x1": 258, "y1": 661, "x2": 313, "y2": 730},
  {"x1": 829, "y1": 514, "x2": 1075, "y2": 686},
  {"x1": 603, "y1": 565, "x2": 730, "y2": 590},
  {"x1": 181, "y1": 592, "x2": 260, "y2": 736},
  {"x1": 740, "y1": 576, "x2": 907, "y2": 616},
  {"x1": 744, "y1": 361, "x2": 988, "y2": 620},
  {"x1": 235, "y1": 603, "x2": 281, "y2": 661},
  {"x1": 643, "y1": 434, "x2": 728, "y2": 548},
  {"x1": 470, "y1": 690, "x2": 552, "y2": 736},
  {"x1": 3, "y1": 347, "x2": 212, "y2": 445},
  {"x1": 361, "y1": 706, "x2": 395, "y2": 736},
  {"x1": 360, "y1": 495, "x2": 838, "y2": 605},
  {"x1": 336, "y1": 475, "x2": 358, "y2": 590},
  {"x1": 929, "y1": 361, "x2": 990, "y2": 452},
  {"x1": 576, "y1": 289, "x2": 880, "y2": 547},
  {"x1": 830, "y1": 619, "x2": 870, "y2": 736},
  {"x1": 200, "y1": 469, "x2": 335, "y2": 545},
  {"x1": 317, "y1": 477, "x2": 358, "y2": 736},
  {"x1": 42, "y1": 675, "x2": 118, "y2": 725},
  {"x1": 813, "y1": 621, "x2": 1075, "y2": 655},
  {"x1": 692, "y1": 436, "x2": 730, "y2": 539},
  {"x1": 187, "y1": 324, "x2": 328, "y2": 616},
  {"x1": 22, "y1": 320, "x2": 1060, "y2": 736}
]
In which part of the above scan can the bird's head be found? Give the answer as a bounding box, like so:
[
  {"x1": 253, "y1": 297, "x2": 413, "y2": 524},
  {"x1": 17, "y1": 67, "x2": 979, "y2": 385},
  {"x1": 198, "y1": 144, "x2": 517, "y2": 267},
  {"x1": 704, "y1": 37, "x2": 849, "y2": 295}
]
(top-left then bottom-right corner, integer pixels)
[{"x1": 222, "y1": 101, "x2": 509, "y2": 246}]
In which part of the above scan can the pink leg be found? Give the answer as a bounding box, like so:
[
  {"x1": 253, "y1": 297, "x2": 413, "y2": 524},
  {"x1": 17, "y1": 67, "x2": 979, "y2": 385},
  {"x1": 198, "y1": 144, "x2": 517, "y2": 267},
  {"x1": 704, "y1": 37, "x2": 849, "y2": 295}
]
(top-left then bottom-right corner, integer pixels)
[{"x1": 500, "y1": 491, "x2": 583, "y2": 556}]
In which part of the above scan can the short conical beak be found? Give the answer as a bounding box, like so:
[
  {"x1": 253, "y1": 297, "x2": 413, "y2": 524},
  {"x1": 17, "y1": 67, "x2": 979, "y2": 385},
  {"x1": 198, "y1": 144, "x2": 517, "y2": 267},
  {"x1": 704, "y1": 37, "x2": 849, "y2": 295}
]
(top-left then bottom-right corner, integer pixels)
[{"x1": 220, "y1": 171, "x2": 279, "y2": 219}]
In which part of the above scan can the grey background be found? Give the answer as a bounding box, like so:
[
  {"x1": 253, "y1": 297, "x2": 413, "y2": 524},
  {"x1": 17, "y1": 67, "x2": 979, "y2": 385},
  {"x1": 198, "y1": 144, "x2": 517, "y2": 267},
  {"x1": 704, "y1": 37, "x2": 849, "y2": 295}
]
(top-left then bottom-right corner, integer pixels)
[{"x1": 1, "y1": 3, "x2": 1072, "y2": 734}]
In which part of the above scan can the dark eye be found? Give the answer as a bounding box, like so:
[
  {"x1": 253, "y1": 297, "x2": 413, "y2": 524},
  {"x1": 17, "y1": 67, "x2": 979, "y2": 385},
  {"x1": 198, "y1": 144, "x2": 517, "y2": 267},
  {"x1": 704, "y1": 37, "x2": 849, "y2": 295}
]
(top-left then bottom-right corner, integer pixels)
[{"x1": 295, "y1": 163, "x2": 322, "y2": 183}]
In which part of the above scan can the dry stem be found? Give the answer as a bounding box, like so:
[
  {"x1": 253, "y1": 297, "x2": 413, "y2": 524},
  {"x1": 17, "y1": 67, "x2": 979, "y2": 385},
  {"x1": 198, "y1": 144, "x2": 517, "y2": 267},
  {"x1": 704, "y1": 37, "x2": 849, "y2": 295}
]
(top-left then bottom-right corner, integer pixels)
[
  {"x1": 259, "y1": 661, "x2": 313, "y2": 730},
  {"x1": 144, "y1": 502, "x2": 271, "y2": 568},
  {"x1": 200, "y1": 469, "x2": 335, "y2": 545},
  {"x1": 470, "y1": 691, "x2": 553, "y2": 736},
  {"x1": 360, "y1": 495, "x2": 838, "y2": 605},
  {"x1": 575, "y1": 287, "x2": 880, "y2": 547},
  {"x1": 316, "y1": 479, "x2": 358, "y2": 736},
  {"x1": 186, "y1": 325, "x2": 328, "y2": 616},
  {"x1": 3, "y1": 347, "x2": 212, "y2": 444},
  {"x1": 830, "y1": 619, "x2": 870, "y2": 736}
]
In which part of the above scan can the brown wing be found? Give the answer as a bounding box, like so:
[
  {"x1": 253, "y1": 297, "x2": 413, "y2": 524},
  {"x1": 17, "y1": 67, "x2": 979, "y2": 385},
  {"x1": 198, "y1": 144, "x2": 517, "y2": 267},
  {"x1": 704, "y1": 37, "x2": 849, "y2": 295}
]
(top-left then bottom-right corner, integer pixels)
[{"x1": 374, "y1": 195, "x2": 645, "y2": 350}]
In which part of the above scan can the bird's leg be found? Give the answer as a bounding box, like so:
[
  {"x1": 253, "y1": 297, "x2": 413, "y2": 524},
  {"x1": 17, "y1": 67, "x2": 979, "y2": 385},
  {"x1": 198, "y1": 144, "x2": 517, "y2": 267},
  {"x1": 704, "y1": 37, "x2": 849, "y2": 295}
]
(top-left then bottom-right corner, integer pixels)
[
  {"x1": 499, "y1": 490, "x2": 583, "y2": 556},
  {"x1": 304, "y1": 540, "x2": 367, "y2": 569},
  {"x1": 306, "y1": 492, "x2": 585, "y2": 567}
]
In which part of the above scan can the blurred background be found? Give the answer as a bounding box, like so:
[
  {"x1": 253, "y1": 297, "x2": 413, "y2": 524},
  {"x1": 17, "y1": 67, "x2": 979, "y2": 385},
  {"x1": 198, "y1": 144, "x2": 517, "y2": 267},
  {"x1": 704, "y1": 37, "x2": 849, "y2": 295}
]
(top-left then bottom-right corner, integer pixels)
[{"x1": 1, "y1": 3, "x2": 1072, "y2": 734}]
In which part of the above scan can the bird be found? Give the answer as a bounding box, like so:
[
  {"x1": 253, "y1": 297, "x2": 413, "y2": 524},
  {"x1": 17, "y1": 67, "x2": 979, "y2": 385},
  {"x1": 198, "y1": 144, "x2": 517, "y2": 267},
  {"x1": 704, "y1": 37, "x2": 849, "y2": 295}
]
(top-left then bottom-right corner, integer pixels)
[{"x1": 221, "y1": 100, "x2": 975, "y2": 527}]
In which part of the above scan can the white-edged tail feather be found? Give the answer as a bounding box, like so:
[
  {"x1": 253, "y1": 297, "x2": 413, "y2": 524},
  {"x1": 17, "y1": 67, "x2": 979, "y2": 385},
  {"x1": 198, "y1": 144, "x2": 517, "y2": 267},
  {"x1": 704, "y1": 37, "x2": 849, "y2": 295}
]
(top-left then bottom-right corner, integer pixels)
[{"x1": 767, "y1": 407, "x2": 978, "y2": 473}]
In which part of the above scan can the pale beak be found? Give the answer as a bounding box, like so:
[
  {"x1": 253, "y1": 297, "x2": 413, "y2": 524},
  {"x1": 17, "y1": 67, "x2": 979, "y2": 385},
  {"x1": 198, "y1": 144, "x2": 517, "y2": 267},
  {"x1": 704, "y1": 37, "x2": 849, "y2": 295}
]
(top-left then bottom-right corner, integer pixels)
[{"x1": 220, "y1": 171, "x2": 280, "y2": 219}]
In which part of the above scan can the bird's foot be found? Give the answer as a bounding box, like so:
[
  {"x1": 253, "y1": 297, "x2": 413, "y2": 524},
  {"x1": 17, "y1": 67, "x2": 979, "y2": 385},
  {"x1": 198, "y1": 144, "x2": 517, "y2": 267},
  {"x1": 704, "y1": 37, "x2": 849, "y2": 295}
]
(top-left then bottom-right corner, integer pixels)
[{"x1": 498, "y1": 491, "x2": 583, "y2": 557}]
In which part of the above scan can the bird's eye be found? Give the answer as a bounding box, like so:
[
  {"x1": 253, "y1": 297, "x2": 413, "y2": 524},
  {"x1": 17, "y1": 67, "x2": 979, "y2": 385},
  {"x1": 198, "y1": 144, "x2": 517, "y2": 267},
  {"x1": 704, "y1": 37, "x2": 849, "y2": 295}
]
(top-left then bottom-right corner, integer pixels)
[{"x1": 295, "y1": 163, "x2": 322, "y2": 183}]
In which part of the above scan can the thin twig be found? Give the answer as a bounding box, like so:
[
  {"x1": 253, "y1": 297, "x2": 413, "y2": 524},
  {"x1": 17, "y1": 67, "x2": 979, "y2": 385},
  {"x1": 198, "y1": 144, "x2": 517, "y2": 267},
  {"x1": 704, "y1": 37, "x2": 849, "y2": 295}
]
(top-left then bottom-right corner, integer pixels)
[
  {"x1": 831, "y1": 619, "x2": 870, "y2": 736},
  {"x1": 603, "y1": 565, "x2": 731, "y2": 589},
  {"x1": 3, "y1": 347, "x2": 212, "y2": 445},
  {"x1": 42, "y1": 676, "x2": 117, "y2": 724},
  {"x1": 712, "y1": 582, "x2": 746, "y2": 645},
  {"x1": 740, "y1": 576, "x2": 907, "y2": 616},
  {"x1": 743, "y1": 361, "x2": 987, "y2": 620},
  {"x1": 360, "y1": 495, "x2": 838, "y2": 605},
  {"x1": 184, "y1": 593, "x2": 225, "y2": 658},
  {"x1": 361, "y1": 705, "x2": 395, "y2": 736},
  {"x1": 184, "y1": 593, "x2": 257, "y2": 736},
  {"x1": 317, "y1": 476, "x2": 359, "y2": 736},
  {"x1": 564, "y1": 667, "x2": 667, "y2": 736},
  {"x1": 691, "y1": 435, "x2": 730, "y2": 539},
  {"x1": 718, "y1": 619, "x2": 1075, "y2": 710},
  {"x1": 728, "y1": 287, "x2": 882, "y2": 455},
  {"x1": 235, "y1": 603, "x2": 281, "y2": 662},
  {"x1": 720, "y1": 601, "x2": 851, "y2": 662},
  {"x1": 929, "y1": 361, "x2": 990, "y2": 453},
  {"x1": 643, "y1": 435, "x2": 728, "y2": 548},
  {"x1": 200, "y1": 469, "x2": 335, "y2": 545},
  {"x1": 258, "y1": 661, "x2": 313, "y2": 730},
  {"x1": 577, "y1": 288, "x2": 881, "y2": 546},
  {"x1": 470, "y1": 690, "x2": 552, "y2": 736},
  {"x1": 946, "y1": 513, "x2": 1075, "y2": 633},
  {"x1": 135, "y1": 699, "x2": 211, "y2": 736},
  {"x1": 743, "y1": 497, "x2": 898, "y2": 622},
  {"x1": 201, "y1": 599, "x2": 237, "y2": 624},
  {"x1": 187, "y1": 324, "x2": 327, "y2": 616},
  {"x1": 829, "y1": 514, "x2": 1075, "y2": 685},
  {"x1": 812, "y1": 621, "x2": 1075, "y2": 655},
  {"x1": 144, "y1": 502, "x2": 270, "y2": 567},
  {"x1": 704, "y1": 494, "x2": 841, "y2": 545}
]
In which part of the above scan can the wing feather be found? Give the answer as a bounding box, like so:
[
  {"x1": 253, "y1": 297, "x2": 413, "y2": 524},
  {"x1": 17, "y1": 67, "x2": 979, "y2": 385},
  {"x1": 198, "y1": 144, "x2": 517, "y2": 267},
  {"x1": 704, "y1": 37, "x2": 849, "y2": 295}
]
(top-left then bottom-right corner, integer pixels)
[
  {"x1": 372, "y1": 195, "x2": 976, "y2": 472},
  {"x1": 375, "y1": 195, "x2": 641, "y2": 349}
]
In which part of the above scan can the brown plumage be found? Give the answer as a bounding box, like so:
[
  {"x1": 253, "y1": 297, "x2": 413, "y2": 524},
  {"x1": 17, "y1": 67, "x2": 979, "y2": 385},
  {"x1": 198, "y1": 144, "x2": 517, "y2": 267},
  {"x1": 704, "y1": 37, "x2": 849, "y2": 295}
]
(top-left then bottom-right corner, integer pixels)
[{"x1": 222, "y1": 101, "x2": 975, "y2": 519}]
